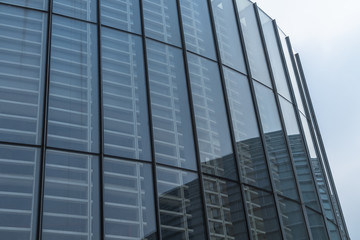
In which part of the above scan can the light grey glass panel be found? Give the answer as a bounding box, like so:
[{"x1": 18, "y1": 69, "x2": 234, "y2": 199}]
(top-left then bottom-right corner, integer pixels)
[
  {"x1": 53, "y1": 0, "x2": 97, "y2": 22},
  {"x1": 279, "y1": 97, "x2": 320, "y2": 210},
  {"x1": 203, "y1": 176, "x2": 248, "y2": 240},
  {"x1": 278, "y1": 197, "x2": 308, "y2": 240},
  {"x1": 236, "y1": 0, "x2": 272, "y2": 87},
  {"x1": 254, "y1": 82, "x2": 299, "y2": 200},
  {"x1": 258, "y1": 9, "x2": 291, "y2": 100},
  {"x1": 101, "y1": 27, "x2": 151, "y2": 161},
  {"x1": 157, "y1": 167, "x2": 205, "y2": 240},
  {"x1": 101, "y1": 0, "x2": 141, "y2": 34},
  {"x1": 244, "y1": 186, "x2": 282, "y2": 240},
  {"x1": 223, "y1": 67, "x2": 271, "y2": 190},
  {"x1": 147, "y1": 40, "x2": 196, "y2": 170},
  {"x1": 211, "y1": 0, "x2": 246, "y2": 73},
  {"x1": 180, "y1": 0, "x2": 216, "y2": 59},
  {"x1": 0, "y1": 145, "x2": 39, "y2": 240},
  {"x1": 42, "y1": 150, "x2": 100, "y2": 240},
  {"x1": 327, "y1": 220, "x2": 341, "y2": 240},
  {"x1": 187, "y1": 54, "x2": 236, "y2": 180},
  {"x1": 0, "y1": 0, "x2": 48, "y2": 10},
  {"x1": 306, "y1": 208, "x2": 329, "y2": 240},
  {"x1": 143, "y1": 0, "x2": 181, "y2": 46},
  {"x1": 48, "y1": 16, "x2": 99, "y2": 153},
  {"x1": 0, "y1": 6, "x2": 46, "y2": 145},
  {"x1": 104, "y1": 158, "x2": 157, "y2": 240}
]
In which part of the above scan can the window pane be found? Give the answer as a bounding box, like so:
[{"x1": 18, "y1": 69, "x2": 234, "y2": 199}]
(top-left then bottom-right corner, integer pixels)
[
  {"x1": 306, "y1": 208, "x2": 329, "y2": 240},
  {"x1": 0, "y1": 145, "x2": 39, "y2": 240},
  {"x1": 102, "y1": 27, "x2": 151, "y2": 161},
  {"x1": 147, "y1": 40, "x2": 196, "y2": 170},
  {"x1": 48, "y1": 16, "x2": 99, "y2": 153},
  {"x1": 0, "y1": 6, "x2": 46, "y2": 145},
  {"x1": 211, "y1": 0, "x2": 246, "y2": 73},
  {"x1": 254, "y1": 82, "x2": 299, "y2": 200},
  {"x1": 53, "y1": 0, "x2": 97, "y2": 22},
  {"x1": 104, "y1": 158, "x2": 157, "y2": 239},
  {"x1": 157, "y1": 167, "x2": 205, "y2": 240},
  {"x1": 0, "y1": 0, "x2": 47, "y2": 10},
  {"x1": 42, "y1": 150, "x2": 100, "y2": 240},
  {"x1": 143, "y1": 0, "x2": 181, "y2": 46},
  {"x1": 203, "y1": 176, "x2": 248, "y2": 239},
  {"x1": 223, "y1": 67, "x2": 271, "y2": 189},
  {"x1": 180, "y1": 0, "x2": 216, "y2": 59},
  {"x1": 101, "y1": 0, "x2": 141, "y2": 34},
  {"x1": 244, "y1": 186, "x2": 282, "y2": 240},
  {"x1": 327, "y1": 220, "x2": 341, "y2": 240}
]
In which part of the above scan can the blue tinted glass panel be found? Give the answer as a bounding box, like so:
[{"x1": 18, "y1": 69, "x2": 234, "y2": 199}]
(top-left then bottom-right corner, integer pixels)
[
  {"x1": 48, "y1": 16, "x2": 99, "y2": 153},
  {"x1": 101, "y1": 0, "x2": 141, "y2": 34},
  {"x1": 187, "y1": 54, "x2": 236, "y2": 180},
  {"x1": 180, "y1": 0, "x2": 216, "y2": 59},
  {"x1": 328, "y1": 220, "x2": 341, "y2": 240},
  {"x1": 0, "y1": 145, "x2": 39, "y2": 240},
  {"x1": 223, "y1": 67, "x2": 271, "y2": 190},
  {"x1": 104, "y1": 158, "x2": 157, "y2": 239},
  {"x1": 0, "y1": 6, "x2": 46, "y2": 145},
  {"x1": 0, "y1": 0, "x2": 48, "y2": 10},
  {"x1": 53, "y1": 0, "x2": 97, "y2": 22},
  {"x1": 306, "y1": 208, "x2": 329, "y2": 240},
  {"x1": 147, "y1": 40, "x2": 196, "y2": 170},
  {"x1": 101, "y1": 27, "x2": 151, "y2": 161},
  {"x1": 157, "y1": 167, "x2": 205, "y2": 239},
  {"x1": 143, "y1": 0, "x2": 181, "y2": 46},
  {"x1": 42, "y1": 150, "x2": 100, "y2": 240}
]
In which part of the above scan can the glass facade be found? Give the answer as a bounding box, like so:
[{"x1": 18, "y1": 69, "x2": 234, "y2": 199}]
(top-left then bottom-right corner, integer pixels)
[{"x1": 0, "y1": 0, "x2": 348, "y2": 239}]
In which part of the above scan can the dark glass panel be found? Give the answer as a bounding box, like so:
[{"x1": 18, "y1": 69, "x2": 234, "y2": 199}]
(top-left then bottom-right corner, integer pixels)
[
  {"x1": 48, "y1": 16, "x2": 99, "y2": 153},
  {"x1": 0, "y1": 145, "x2": 39, "y2": 240},
  {"x1": 327, "y1": 220, "x2": 341, "y2": 240},
  {"x1": 101, "y1": 27, "x2": 151, "y2": 161},
  {"x1": 0, "y1": 6, "x2": 46, "y2": 145},
  {"x1": 306, "y1": 208, "x2": 329, "y2": 240},
  {"x1": 53, "y1": 0, "x2": 97, "y2": 22},
  {"x1": 147, "y1": 40, "x2": 196, "y2": 170}
]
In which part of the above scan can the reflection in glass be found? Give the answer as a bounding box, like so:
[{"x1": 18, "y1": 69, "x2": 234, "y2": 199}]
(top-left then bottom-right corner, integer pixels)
[
  {"x1": 328, "y1": 220, "x2": 341, "y2": 240},
  {"x1": 0, "y1": 6, "x2": 46, "y2": 145},
  {"x1": 101, "y1": 27, "x2": 151, "y2": 161},
  {"x1": 0, "y1": 145, "x2": 39, "y2": 240},
  {"x1": 157, "y1": 167, "x2": 205, "y2": 239},
  {"x1": 244, "y1": 186, "x2": 281, "y2": 240},
  {"x1": 53, "y1": 0, "x2": 97, "y2": 22},
  {"x1": 223, "y1": 67, "x2": 271, "y2": 189},
  {"x1": 42, "y1": 150, "x2": 100, "y2": 240},
  {"x1": 0, "y1": 0, "x2": 47, "y2": 10},
  {"x1": 143, "y1": 0, "x2": 181, "y2": 46},
  {"x1": 179, "y1": 0, "x2": 216, "y2": 59},
  {"x1": 47, "y1": 16, "x2": 99, "y2": 153},
  {"x1": 187, "y1": 54, "x2": 236, "y2": 180},
  {"x1": 104, "y1": 158, "x2": 157, "y2": 239},
  {"x1": 306, "y1": 208, "x2": 329, "y2": 240},
  {"x1": 254, "y1": 82, "x2": 299, "y2": 200},
  {"x1": 211, "y1": 0, "x2": 246, "y2": 73},
  {"x1": 147, "y1": 40, "x2": 196, "y2": 170},
  {"x1": 203, "y1": 176, "x2": 248, "y2": 239},
  {"x1": 101, "y1": 0, "x2": 141, "y2": 34}
]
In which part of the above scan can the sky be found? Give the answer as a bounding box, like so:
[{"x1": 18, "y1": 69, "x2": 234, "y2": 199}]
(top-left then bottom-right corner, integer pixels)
[{"x1": 255, "y1": 0, "x2": 360, "y2": 238}]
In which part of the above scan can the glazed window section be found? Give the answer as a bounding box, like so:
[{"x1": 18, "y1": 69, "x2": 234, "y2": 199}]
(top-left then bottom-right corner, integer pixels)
[
  {"x1": 244, "y1": 186, "x2": 282, "y2": 240},
  {"x1": 279, "y1": 97, "x2": 320, "y2": 210},
  {"x1": 0, "y1": 0, "x2": 48, "y2": 10},
  {"x1": 187, "y1": 54, "x2": 237, "y2": 180},
  {"x1": 0, "y1": 145, "x2": 40, "y2": 240},
  {"x1": 0, "y1": 6, "x2": 46, "y2": 145},
  {"x1": 236, "y1": 0, "x2": 272, "y2": 88},
  {"x1": 42, "y1": 150, "x2": 100, "y2": 240},
  {"x1": 306, "y1": 208, "x2": 329, "y2": 240},
  {"x1": 254, "y1": 82, "x2": 299, "y2": 200},
  {"x1": 180, "y1": 0, "x2": 216, "y2": 59},
  {"x1": 223, "y1": 67, "x2": 271, "y2": 190},
  {"x1": 104, "y1": 158, "x2": 157, "y2": 239},
  {"x1": 47, "y1": 16, "x2": 99, "y2": 153},
  {"x1": 156, "y1": 167, "x2": 205, "y2": 240},
  {"x1": 203, "y1": 176, "x2": 248, "y2": 239},
  {"x1": 53, "y1": 0, "x2": 97, "y2": 22},
  {"x1": 143, "y1": 0, "x2": 181, "y2": 46},
  {"x1": 147, "y1": 40, "x2": 196, "y2": 170},
  {"x1": 328, "y1": 220, "x2": 341, "y2": 240},
  {"x1": 101, "y1": 27, "x2": 151, "y2": 161},
  {"x1": 101, "y1": 0, "x2": 141, "y2": 34},
  {"x1": 211, "y1": 0, "x2": 246, "y2": 73}
]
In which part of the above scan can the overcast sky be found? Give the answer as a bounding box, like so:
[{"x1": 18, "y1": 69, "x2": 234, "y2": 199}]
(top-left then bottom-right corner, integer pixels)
[{"x1": 255, "y1": 0, "x2": 360, "y2": 239}]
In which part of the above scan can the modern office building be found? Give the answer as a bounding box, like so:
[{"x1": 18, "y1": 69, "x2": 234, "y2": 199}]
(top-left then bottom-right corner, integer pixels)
[{"x1": 0, "y1": 0, "x2": 349, "y2": 239}]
